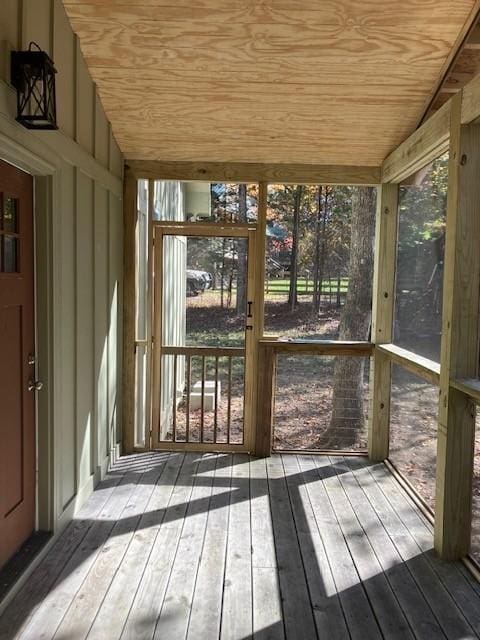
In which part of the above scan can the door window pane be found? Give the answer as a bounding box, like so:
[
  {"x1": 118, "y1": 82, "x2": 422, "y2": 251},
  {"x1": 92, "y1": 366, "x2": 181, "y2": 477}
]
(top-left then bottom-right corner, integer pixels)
[
  {"x1": 2, "y1": 236, "x2": 18, "y2": 273},
  {"x1": 3, "y1": 197, "x2": 18, "y2": 233}
]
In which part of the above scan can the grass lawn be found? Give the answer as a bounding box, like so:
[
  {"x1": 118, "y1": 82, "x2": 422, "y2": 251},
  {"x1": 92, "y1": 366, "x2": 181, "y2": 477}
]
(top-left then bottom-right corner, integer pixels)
[{"x1": 265, "y1": 276, "x2": 349, "y2": 294}]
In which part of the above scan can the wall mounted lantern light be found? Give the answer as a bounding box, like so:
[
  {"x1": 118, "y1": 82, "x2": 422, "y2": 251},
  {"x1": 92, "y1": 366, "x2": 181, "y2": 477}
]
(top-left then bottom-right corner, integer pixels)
[{"x1": 11, "y1": 42, "x2": 58, "y2": 130}]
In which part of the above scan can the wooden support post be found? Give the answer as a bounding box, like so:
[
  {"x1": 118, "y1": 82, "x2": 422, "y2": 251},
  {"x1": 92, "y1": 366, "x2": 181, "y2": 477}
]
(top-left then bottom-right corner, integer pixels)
[
  {"x1": 255, "y1": 343, "x2": 276, "y2": 456},
  {"x1": 145, "y1": 180, "x2": 154, "y2": 448},
  {"x1": 253, "y1": 182, "x2": 268, "y2": 455},
  {"x1": 122, "y1": 166, "x2": 137, "y2": 453},
  {"x1": 434, "y1": 92, "x2": 480, "y2": 559},
  {"x1": 368, "y1": 183, "x2": 399, "y2": 461},
  {"x1": 255, "y1": 182, "x2": 267, "y2": 338}
]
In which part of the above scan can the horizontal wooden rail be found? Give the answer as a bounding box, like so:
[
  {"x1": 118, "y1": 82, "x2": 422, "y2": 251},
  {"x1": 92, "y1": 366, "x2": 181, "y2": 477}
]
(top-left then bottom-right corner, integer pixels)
[
  {"x1": 162, "y1": 345, "x2": 245, "y2": 357},
  {"x1": 375, "y1": 343, "x2": 440, "y2": 385},
  {"x1": 451, "y1": 378, "x2": 480, "y2": 404},
  {"x1": 154, "y1": 223, "x2": 253, "y2": 237},
  {"x1": 382, "y1": 100, "x2": 451, "y2": 183},
  {"x1": 259, "y1": 338, "x2": 373, "y2": 357}
]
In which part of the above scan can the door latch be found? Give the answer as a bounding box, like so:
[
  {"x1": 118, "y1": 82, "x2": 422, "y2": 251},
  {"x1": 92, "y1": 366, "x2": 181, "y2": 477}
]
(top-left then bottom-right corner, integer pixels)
[{"x1": 28, "y1": 380, "x2": 43, "y2": 392}]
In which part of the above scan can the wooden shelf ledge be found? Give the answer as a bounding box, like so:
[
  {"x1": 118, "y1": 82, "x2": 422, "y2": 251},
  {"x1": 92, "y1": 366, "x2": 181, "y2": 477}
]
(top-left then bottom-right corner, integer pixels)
[
  {"x1": 258, "y1": 339, "x2": 373, "y2": 357},
  {"x1": 375, "y1": 343, "x2": 440, "y2": 385},
  {"x1": 451, "y1": 378, "x2": 480, "y2": 404}
]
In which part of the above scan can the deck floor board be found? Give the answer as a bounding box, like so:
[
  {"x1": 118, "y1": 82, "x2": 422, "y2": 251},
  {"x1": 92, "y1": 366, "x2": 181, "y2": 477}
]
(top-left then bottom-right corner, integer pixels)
[{"x1": 1, "y1": 453, "x2": 479, "y2": 640}]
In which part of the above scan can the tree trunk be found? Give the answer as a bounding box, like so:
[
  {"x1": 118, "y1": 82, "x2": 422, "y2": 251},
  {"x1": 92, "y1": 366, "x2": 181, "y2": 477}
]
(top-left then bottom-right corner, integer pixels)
[
  {"x1": 288, "y1": 185, "x2": 303, "y2": 310},
  {"x1": 312, "y1": 186, "x2": 329, "y2": 313},
  {"x1": 322, "y1": 187, "x2": 376, "y2": 448},
  {"x1": 236, "y1": 184, "x2": 248, "y2": 315},
  {"x1": 312, "y1": 185, "x2": 322, "y2": 312}
]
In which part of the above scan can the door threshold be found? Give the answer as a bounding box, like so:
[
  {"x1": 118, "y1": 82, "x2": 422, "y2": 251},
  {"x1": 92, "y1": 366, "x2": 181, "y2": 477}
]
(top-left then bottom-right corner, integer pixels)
[{"x1": 0, "y1": 531, "x2": 52, "y2": 606}]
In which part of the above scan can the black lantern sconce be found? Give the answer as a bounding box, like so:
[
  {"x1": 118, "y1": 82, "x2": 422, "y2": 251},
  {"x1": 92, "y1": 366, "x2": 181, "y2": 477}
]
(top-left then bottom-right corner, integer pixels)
[{"x1": 11, "y1": 42, "x2": 58, "y2": 130}]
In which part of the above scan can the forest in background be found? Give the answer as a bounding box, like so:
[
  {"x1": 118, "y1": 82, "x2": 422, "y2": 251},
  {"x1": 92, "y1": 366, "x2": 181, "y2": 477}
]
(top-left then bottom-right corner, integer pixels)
[{"x1": 184, "y1": 161, "x2": 449, "y2": 448}]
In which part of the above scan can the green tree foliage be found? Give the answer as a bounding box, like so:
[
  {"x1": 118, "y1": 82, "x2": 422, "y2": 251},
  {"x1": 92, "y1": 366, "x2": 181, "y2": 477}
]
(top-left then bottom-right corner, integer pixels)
[
  {"x1": 266, "y1": 184, "x2": 354, "y2": 311},
  {"x1": 397, "y1": 154, "x2": 448, "y2": 250}
]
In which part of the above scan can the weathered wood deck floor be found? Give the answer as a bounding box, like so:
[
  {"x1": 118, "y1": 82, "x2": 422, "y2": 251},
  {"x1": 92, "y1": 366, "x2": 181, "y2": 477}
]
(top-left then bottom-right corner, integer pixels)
[{"x1": 1, "y1": 452, "x2": 480, "y2": 640}]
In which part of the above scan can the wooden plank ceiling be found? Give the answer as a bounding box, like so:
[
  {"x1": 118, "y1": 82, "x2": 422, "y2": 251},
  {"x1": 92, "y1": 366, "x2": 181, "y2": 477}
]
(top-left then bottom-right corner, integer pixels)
[{"x1": 62, "y1": 0, "x2": 479, "y2": 166}]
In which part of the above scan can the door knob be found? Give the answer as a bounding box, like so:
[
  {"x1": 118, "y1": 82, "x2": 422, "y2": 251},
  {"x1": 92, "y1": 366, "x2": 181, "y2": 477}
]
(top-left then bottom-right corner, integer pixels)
[{"x1": 28, "y1": 380, "x2": 43, "y2": 392}]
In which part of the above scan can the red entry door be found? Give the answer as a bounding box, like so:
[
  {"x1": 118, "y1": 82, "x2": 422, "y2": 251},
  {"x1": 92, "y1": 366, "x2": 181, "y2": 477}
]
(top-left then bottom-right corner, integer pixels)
[{"x1": 0, "y1": 159, "x2": 35, "y2": 568}]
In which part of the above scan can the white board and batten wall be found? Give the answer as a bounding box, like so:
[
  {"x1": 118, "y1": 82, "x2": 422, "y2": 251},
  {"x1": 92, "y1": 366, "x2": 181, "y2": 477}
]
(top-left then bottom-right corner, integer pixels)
[
  {"x1": 0, "y1": 0, "x2": 124, "y2": 538},
  {"x1": 154, "y1": 181, "x2": 187, "y2": 441}
]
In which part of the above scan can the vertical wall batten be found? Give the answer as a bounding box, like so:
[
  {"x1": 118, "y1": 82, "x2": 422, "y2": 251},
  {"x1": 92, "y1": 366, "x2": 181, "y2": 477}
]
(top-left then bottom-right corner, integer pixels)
[
  {"x1": 109, "y1": 190, "x2": 123, "y2": 454},
  {"x1": 75, "y1": 169, "x2": 95, "y2": 489},
  {"x1": 94, "y1": 183, "x2": 109, "y2": 471},
  {"x1": 122, "y1": 167, "x2": 137, "y2": 454}
]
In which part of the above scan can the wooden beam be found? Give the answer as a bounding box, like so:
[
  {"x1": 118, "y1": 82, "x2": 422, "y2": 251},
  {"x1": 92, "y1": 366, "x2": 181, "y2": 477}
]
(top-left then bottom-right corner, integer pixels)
[
  {"x1": 127, "y1": 160, "x2": 381, "y2": 186},
  {"x1": 417, "y1": 1, "x2": 480, "y2": 126},
  {"x1": 464, "y1": 24, "x2": 480, "y2": 49},
  {"x1": 382, "y1": 101, "x2": 451, "y2": 183},
  {"x1": 435, "y1": 92, "x2": 480, "y2": 560},
  {"x1": 258, "y1": 339, "x2": 373, "y2": 357},
  {"x1": 376, "y1": 344, "x2": 440, "y2": 386},
  {"x1": 451, "y1": 378, "x2": 480, "y2": 403},
  {"x1": 368, "y1": 184, "x2": 398, "y2": 460},
  {"x1": 121, "y1": 166, "x2": 136, "y2": 454},
  {"x1": 461, "y1": 72, "x2": 480, "y2": 124}
]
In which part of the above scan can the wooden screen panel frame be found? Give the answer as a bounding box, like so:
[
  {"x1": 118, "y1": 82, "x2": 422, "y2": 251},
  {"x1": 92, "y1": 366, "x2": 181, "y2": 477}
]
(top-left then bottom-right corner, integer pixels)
[
  {"x1": 377, "y1": 78, "x2": 480, "y2": 560},
  {"x1": 255, "y1": 340, "x2": 373, "y2": 456},
  {"x1": 150, "y1": 224, "x2": 258, "y2": 452}
]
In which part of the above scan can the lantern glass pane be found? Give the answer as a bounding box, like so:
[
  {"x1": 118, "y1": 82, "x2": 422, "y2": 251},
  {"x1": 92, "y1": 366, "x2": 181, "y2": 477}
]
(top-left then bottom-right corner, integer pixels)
[{"x1": 13, "y1": 50, "x2": 57, "y2": 129}]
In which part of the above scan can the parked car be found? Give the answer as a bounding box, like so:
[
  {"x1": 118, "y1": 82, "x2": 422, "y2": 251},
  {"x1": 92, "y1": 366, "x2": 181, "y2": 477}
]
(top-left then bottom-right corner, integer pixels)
[{"x1": 186, "y1": 269, "x2": 213, "y2": 295}]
